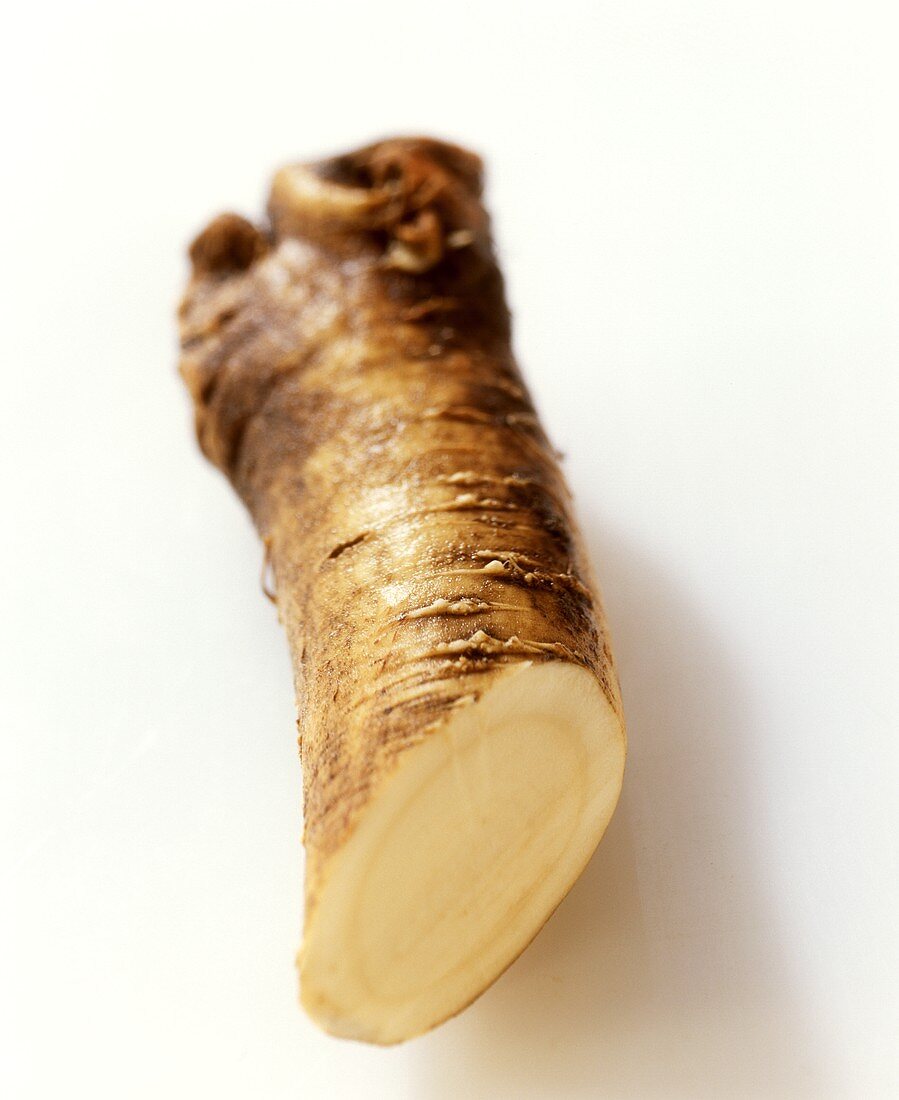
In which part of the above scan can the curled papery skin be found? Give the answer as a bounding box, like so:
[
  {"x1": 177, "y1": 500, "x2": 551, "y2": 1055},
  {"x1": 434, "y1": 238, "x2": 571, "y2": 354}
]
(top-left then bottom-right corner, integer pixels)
[{"x1": 178, "y1": 137, "x2": 625, "y2": 1041}]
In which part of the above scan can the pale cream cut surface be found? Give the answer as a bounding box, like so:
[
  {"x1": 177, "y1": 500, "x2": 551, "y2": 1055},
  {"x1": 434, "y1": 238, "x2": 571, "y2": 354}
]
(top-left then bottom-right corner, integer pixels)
[{"x1": 299, "y1": 660, "x2": 626, "y2": 1044}]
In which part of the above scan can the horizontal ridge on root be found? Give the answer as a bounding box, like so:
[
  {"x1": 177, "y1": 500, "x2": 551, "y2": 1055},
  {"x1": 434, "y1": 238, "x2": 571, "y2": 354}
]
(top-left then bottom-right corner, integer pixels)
[
  {"x1": 421, "y1": 628, "x2": 583, "y2": 663},
  {"x1": 398, "y1": 596, "x2": 521, "y2": 620},
  {"x1": 439, "y1": 561, "x2": 592, "y2": 599}
]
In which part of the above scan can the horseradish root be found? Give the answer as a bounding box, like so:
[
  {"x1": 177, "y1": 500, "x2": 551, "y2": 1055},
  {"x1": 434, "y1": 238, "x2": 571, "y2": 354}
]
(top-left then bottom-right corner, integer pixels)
[{"x1": 178, "y1": 137, "x2": 626, "y2": 1044}]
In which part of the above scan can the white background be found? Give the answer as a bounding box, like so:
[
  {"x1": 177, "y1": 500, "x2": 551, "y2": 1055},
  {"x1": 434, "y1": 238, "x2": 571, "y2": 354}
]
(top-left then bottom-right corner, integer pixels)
[{"x1": 2, "y1": 2, "x2": 897, "y2": 1097}]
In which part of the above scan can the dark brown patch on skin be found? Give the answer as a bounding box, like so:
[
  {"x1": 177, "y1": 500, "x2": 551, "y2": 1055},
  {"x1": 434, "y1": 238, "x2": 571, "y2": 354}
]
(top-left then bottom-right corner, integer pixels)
[
  {"x1": 188, "y1": 213, "x2": 270, "y2": 276},
  {"x1": 326, "y1": 532, "x2": 370, "y2": 560}
]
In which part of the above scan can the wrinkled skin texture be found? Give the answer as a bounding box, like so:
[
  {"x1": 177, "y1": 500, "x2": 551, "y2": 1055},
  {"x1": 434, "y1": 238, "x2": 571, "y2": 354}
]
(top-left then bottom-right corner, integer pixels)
[{"x1": 178, "y1": 137, "x2": 622, "y2": 911}]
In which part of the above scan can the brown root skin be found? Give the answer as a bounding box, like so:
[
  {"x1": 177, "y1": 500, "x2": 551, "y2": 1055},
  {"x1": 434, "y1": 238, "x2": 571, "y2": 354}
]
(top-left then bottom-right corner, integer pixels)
[
  {"x1": 267, "y1": 136, "x2": 489, "y2": 272},
  {"x1": 178, "y1": 136, "x2": 625, "y2": 1041},
  {"x1": 188, "y1": 213, "x2": 269, "y2": 276}
]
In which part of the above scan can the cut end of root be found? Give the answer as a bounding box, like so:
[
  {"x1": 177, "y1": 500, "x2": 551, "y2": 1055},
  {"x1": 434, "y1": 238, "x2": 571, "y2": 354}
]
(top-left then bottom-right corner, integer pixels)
[{"x1": 298, "y1": 661, "x2": 626, "y2": 1044}]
